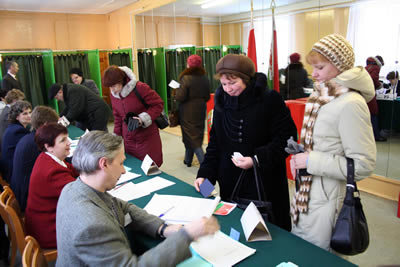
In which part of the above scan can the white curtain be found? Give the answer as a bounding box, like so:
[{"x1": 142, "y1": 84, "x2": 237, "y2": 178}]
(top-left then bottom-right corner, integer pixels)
[
  {"x1": 347, "y1": 0, "x2": 400, "y2": 78},
  {"x1": 243, "y1": 15, "x2": 291, "y2": 75}
]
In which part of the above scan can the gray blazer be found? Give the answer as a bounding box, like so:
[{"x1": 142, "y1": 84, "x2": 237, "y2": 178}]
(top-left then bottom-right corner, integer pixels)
[{"x1": 56, "y1": 178, "x2": 192, "y2": 267}]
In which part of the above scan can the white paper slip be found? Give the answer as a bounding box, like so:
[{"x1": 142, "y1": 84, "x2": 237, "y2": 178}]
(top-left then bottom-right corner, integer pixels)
[
  {"x1": 191, "y1": 231, "x2": 256, "y2": 267},
  {"x1": 141, "y1": 154, "x2": 161, "y2": 175},
  {"x1": 134, "y1": 176, "x2": 175, "y2": 194},
  {"x1": 116, "y1": 171, "x2": 141, "y2": 185},
  {"x1": 68, "y1": 138, "x2": 79, "y2": 146},
  {"x1": 240, "y1": 202, "x2": 271, "y2": 242},
  {"x1": 68, "y1": 146, "x2": 77, "y2": 158},
  {"x1": 168, "y1": 80, "x2": 181, "y2": 89},
  {"x1": 144, "y1": 194, "x2": 220, "y2": 224},
  {"x1": 108, "y1": 182, "x2": 149, "y2": 201}
]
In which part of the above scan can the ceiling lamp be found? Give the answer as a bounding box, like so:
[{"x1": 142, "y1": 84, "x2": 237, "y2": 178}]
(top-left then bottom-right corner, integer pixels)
[{"x1": 201, "y1": 0, "x2": 231, "y2": 9}]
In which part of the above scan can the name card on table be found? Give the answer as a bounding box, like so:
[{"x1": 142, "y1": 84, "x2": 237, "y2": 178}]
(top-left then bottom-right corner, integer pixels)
[
  {"x1": 141, "y1": 154, "x2": 161, "y2": 175},
  {"x1": 240, "y1": 202, "x2": 271, "y2": 242}
]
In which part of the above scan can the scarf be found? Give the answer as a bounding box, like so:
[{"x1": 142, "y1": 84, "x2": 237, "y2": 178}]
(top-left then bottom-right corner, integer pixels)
[{"x1": 291, "y1": 80, "x2": 349, "y2": 225}]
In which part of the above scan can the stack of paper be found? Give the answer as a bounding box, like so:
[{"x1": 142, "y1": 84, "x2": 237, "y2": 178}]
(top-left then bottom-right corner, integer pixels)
[
  {"x1": 108, "y1": 176, "x2": 175, "y2": 201},
  {"x1": 191, "y1": 231, "x2": 256, "y2": 266},
  {"x1": 116, "y1": 171, "x2": 141, "y2": 185},
  {"x1": 144, "y1": 194, "x2": 220, "y2": 224}
]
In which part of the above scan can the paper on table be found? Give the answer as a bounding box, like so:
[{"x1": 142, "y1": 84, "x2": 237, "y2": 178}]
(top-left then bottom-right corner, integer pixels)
[
  {"x1": 191, "y1": 231, "x2": 256, "y2": 267},
  {"x1": 141, "y1": 154, "x2": 161, "y2": 175},
  {"x1": 169, "y1": 80, "x2": 180, "y2": 89},
  {"x1": 144, "y1": 194, "x2": 220, "y2": 224},
  {"x1": 116, "y1": 171, "x2": 141, "y2": 185},
  {"x1": 240, "y1": 202, "x2": 271, "y2": 242},
  {"x1": 124, "y1": 165, "x2": 132, "y2": 172},
  {"x1": 134, "y1": 176, "x2": 175, "y2": 194},
  {"x1": 107, "y1": 182, "x2": 149, "y2": 201}
]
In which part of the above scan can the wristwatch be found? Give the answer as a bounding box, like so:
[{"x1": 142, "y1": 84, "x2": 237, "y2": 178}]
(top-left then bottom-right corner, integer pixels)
[{"x1": 159, "y1": 223, "x2": 168, "y2": 238}]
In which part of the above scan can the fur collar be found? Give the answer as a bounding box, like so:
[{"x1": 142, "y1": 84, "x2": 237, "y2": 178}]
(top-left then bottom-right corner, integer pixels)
[
  {"x1": 179, "y1": 67, "x2": 206, "y2": 80},
  {"x1": 111, "y1": 66, "x2": 137, "y2": 99}
]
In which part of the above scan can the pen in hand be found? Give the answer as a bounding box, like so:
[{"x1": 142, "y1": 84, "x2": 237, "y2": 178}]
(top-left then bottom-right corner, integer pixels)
[{"x1": 159, "y1": 206, "x2": 174, "y2": 218}]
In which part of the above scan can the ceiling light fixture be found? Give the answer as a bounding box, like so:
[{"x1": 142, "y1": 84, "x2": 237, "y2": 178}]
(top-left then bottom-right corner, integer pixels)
[{"x1": 201, "y1": 0, "x2": 231, "y2": 9}]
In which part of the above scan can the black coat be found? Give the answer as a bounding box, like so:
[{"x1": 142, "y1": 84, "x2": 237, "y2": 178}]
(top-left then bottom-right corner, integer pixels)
[
  {"x1": 1, "y1": 73, "x2": 22, "y2": 93},
  {"x1": 61, "y1": 84, "x2": 112, "y2": 131},
  {"x1": 284, "y1": 63, "x2": 309, "y2": 100},
  {"x1": 197, "y1": 73, "x2": 297, "y2": 231},
  {"x1": 176, "y1": 67, "x2": 210, "y2": 148}
]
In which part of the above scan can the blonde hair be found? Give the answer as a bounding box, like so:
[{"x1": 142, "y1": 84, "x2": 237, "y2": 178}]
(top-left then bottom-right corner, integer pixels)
[
  {"x1": 306, "y1": 50, "x2": 330, "y2": 65},
  {"x1": 5, "y1": 89, "x2": 25, "y2": 104}
]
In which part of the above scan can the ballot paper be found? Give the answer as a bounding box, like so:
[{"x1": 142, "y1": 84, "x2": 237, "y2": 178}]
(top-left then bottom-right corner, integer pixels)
[
  {"x1": 108, "y1": 182, "x2": 149, "y2": 201},
  {"x1": 144, "y1": 194, "x2": 220, "y2": 224},
  {"x1": 141, "y1": 154, "x2": 161, "y2": 175},
  {"x1": 168, "y1": 80, "x2": 181, "y2": 89},
  {"x1": 108, "y1": 177, "x2": 174, "y2": 201},
  {"x1": 240, "y1": 202, "x2": 271, "y2": 242},
  {"x1": 191, "y1": 231, "x2": 256, "y2": 267},
  {"x1": 116, "y1": 171, "x2": 141, "y2": 185}
]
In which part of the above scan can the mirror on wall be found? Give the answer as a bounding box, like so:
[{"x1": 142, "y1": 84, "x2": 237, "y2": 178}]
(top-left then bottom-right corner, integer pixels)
[{"x1": 134, "y1": 0, "x2": 400, "y2": 181}]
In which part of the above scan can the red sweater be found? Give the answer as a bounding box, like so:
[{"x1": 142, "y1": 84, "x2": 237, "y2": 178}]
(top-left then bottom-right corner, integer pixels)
[{"x1": 25, "y1": 153, "x2": 79, "y2": 248}]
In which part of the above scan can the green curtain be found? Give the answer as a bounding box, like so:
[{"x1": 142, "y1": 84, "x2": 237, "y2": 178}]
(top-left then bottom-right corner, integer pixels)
[
  {"x1": 1, "y1": 55, "x2": 48, "y2": 107},
  {"x1": 137, "y1": 50, "x2": 157, "y2": 92},
  {"x1": 54, "y1": 54, "x2": 91, "y2": 84},
  {"x1": 109, "y1": 52, "x2": 131, "y2": 68},
  {"x1": 165, "y1": 49, "x2": 191, "y2": 111},
  {"x1": 196, "y1": 49, "x2": 221, "y2": 93},
  {"x1": 227, "y1": 47, "x2": 241, "y2": 54}
]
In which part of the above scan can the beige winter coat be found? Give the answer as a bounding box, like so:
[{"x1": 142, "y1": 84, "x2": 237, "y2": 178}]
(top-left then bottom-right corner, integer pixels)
[{"x1": 291, "y1": 67, "x2": 376, "y2": 250}]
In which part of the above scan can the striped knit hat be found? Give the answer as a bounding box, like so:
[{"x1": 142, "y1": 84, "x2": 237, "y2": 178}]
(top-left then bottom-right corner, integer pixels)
[{"x1": 312, "y1": 34, "x2": 354, "y2": 73}]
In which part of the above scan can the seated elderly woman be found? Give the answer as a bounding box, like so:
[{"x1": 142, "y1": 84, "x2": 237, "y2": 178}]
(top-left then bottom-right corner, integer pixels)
[
  {"x1": 0, "y1": 100, "x2": 31, "y2": 182},
  {"x1": 25, "y1": 122, "x2": 79, "y2": 249},
  {"x1": 10, "y1": 106, "x2": 59, "y2": 212}
]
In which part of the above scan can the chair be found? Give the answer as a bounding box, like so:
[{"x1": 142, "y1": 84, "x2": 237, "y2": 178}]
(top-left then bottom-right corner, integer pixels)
[
  {"x1": 22, "y1": 236, "x2": 48, "y2": 267},
  {"x1": 0, "y1": 186, "x2": 57, "y2": 266}
]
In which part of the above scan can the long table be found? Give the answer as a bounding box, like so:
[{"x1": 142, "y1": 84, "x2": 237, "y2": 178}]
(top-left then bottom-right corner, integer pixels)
[{"x1": 68, "y1": 126, "x2": 356, "y2": 267}]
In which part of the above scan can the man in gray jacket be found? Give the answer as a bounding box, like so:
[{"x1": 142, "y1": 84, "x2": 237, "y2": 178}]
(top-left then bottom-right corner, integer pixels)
[{"x1": 56, "y1": 131, "x2": 219, "y2": 267}]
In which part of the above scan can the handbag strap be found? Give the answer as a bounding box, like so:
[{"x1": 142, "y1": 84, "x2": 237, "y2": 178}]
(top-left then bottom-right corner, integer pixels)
[
  {"x1": 346, "y1": 157, "x2": 358, "y2": 191},
  {"x1": 230, "y1": 157, "x2": 268, "y2": 202},
  {"x1": 133, "y1": 87, "x2": 150, "y2": 109}
]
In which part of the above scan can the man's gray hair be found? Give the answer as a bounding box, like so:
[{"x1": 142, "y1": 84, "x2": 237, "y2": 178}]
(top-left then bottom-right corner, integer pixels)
[{"x1": 72, "y1": 131, "x2": 123, "y2": 174}]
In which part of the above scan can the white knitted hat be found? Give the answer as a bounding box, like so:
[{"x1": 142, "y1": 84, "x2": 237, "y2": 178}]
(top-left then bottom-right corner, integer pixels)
[{"x1": 312, "y1": 34, "x2": 355, "y2": 73}]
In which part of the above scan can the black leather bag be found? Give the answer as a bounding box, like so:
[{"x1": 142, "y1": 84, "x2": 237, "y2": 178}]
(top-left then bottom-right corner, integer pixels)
[
  {"x1": 133, "y1": 88, "x2": 169, "y2": 129},
  {"x1": 229, "y1": 157, "x2": 276, "y2": 224},
  {"x1": 330, "y1": 158, "x2": 369, "y2": 255}
]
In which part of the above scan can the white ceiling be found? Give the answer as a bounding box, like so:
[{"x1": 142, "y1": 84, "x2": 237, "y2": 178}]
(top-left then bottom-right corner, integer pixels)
[{"x1": 0, "y1": 0, "x2": 352, "y2": 16}]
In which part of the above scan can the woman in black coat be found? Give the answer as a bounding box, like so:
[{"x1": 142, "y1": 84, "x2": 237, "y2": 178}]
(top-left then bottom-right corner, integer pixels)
[
  {"x1": 175, "y1": 55, "x2": 210, "y2": 166},
  {"x1": 194, "y1": 54, "x2": 297, "y2": 231},
  {"x1": 283, "y1": 53, "x2": 309, "y2": 100}
]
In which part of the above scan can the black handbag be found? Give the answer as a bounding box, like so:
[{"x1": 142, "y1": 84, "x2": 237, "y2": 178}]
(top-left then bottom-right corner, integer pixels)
[
  {"x1": 330, "y1": 158, "x2": 369, "y2": 255},
  {"x1": 229, "y1": 157, "x2": 276, "y2": 224},
  {"x1": 133, "y1": 87, "x2": 169, "y2": 129}
]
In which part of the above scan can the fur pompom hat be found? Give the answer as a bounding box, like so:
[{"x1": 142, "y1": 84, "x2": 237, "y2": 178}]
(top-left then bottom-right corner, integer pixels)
[
  {"x1": 312, "y1": 34, "x2": 355, "y2": 73},
  {"x1": 187, "y1": 55, "x2": 202, "y2": 68}
]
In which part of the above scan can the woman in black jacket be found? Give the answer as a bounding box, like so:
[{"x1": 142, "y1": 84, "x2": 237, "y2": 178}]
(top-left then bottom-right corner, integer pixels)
[
  {"x1": 283, "y1": 53, "x2": 310, "y2": 100},
  {"x1": 175, "y1": 55, "x2": 210, "y2": 166},
  {"x1": 194, "y1": 54, "x2": 297, "y2": 231}
]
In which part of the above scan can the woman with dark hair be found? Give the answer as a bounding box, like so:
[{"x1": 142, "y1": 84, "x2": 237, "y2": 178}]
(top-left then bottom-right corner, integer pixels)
[
  {"x1": 0, "y1": 100, "x2": 31, "y2": 182},
  {"x1": 25, "y1": 122, "x2": 79, "y2": 249},
  {"x1": 69, "y1": 67, "x2": 100, "y2": 95},
  {"x1": 175, "y1": 55, "x2": 210, "y2": 166},
  {"x1": 102, "y1": 65, "x2": 164, "y2": 166},
  {"x1": 10, "y1": 106, "x2": 59, "y2": 212}
]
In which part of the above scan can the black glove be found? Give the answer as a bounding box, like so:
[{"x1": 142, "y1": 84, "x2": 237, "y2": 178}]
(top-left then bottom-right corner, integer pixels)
[{"x1": 127, "y1": 117, "x2": 140, "y2": 132}]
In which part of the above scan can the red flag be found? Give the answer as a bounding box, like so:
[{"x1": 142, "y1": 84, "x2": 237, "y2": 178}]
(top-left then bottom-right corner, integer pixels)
[
  {"x1": 247, "y1": 0, "x2": 257, "y2": 71},
  {"x1": 267, "y1": 9, "x2": 279, "y2": 92},
  {"x1": 247, "y1": 28, "x2": 257, "y2": 71}
]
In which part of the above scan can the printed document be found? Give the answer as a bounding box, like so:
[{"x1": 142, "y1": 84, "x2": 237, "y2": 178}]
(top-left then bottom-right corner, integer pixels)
[{"x1": 191, "y1": 231, "x2": 256, "y2": 267}]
